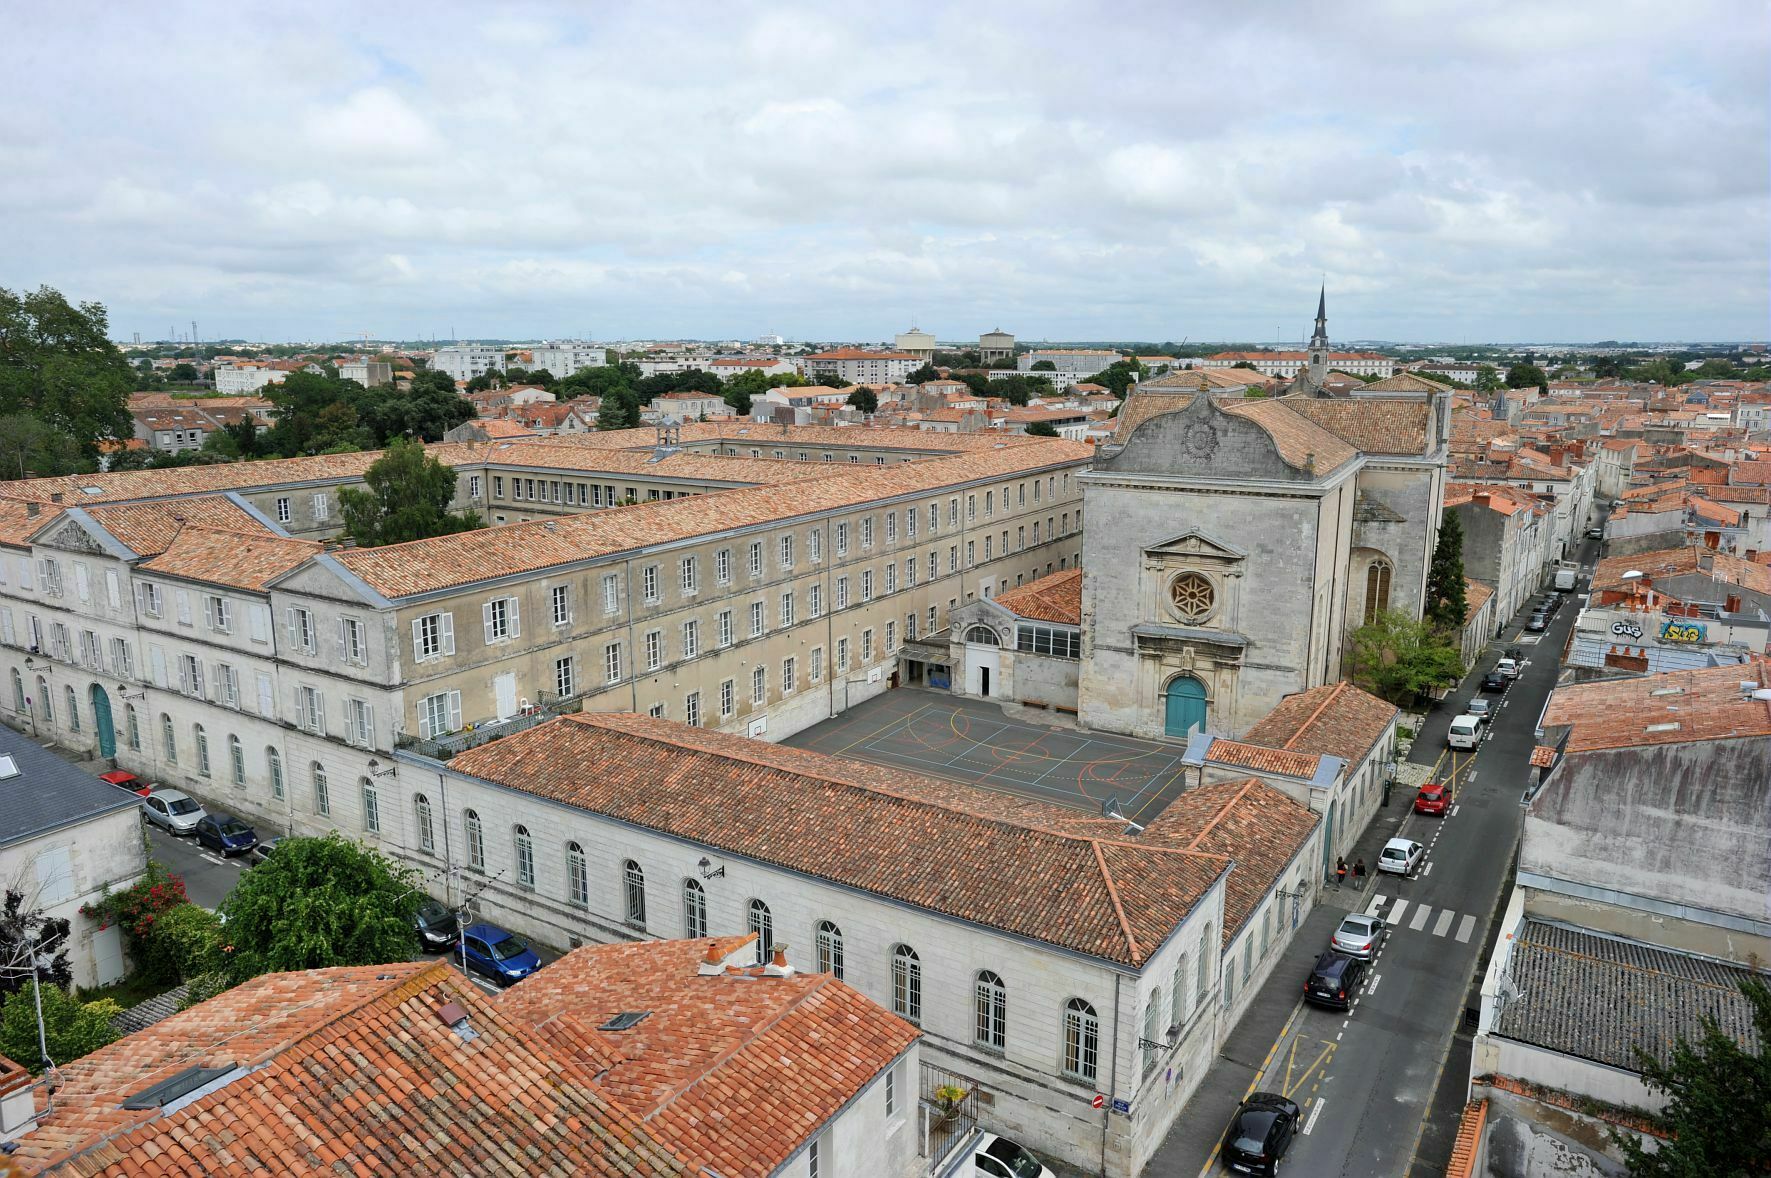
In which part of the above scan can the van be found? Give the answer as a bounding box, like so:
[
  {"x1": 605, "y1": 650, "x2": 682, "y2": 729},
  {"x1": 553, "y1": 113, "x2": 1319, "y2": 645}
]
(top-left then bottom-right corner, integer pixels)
[{"x1": 1447, "y1": 715, "x2": 1481, "y2": 750}]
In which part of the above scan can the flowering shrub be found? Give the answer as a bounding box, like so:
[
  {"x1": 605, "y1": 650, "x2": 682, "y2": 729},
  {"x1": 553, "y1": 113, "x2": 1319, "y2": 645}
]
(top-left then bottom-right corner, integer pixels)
[{"x1": 80, "y1": 861, "x2": 190, "y2": 981}]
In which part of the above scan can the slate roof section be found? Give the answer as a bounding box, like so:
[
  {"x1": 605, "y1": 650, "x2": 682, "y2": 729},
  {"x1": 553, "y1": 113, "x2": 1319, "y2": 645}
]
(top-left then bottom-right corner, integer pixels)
[
  {"x1": 1107, "y1": 391, "x2": 1361, "y2": 473},
  {"x1": 1493, "y1": 919, "x2": 1766, "y2": 1072},
  {"x1": 991, "y1": 568, "x2": 1083, "y2": 624},
  {"x1": 1538, "y1": 656, "x2": 1771, "y2": 751},
  {"x1": 6, "y1": 961, "x2": 693, "y2": 1177},
  {"x1": 138, "y1": 526, "x2": 323, "y2": 591},
  {"x1": 0, "y1": 723, "x2": 137, "y2": 849},
  {"x1": 442, "y1": 712, "x2": 1228, "y2": 967},
  {"x1": 108, "y1": 984, "x2": 190, "y2": 1036},
  {"x1": 499, "y1": 937, "x2": 918, "y2": 1178},
  {"x1": 1241, "y1": 682, "x2": 1398, "y2": 767}
]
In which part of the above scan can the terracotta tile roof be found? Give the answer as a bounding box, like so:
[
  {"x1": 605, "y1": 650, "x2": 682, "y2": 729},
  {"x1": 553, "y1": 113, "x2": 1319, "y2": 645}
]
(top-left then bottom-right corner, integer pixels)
[
  {"x1": 1281, "y1": 395, "x2": 1433, "y2": 456},
  {"x1": 6, "y1": 960, "x2": 692, "y2": 1177},
  {"x1": 1361, "y1": 372, "x2": 1448, "y2": 394},
  {"x1": 991, "y1": 568, "x2": 1082, "y2": 624},
  {"x1": 1139, "y1": 778, "x2": 1320, "y2": 944},
  {"x1": 1539, "y1": 657, "x2": 1771, "y2": 751},
  {"x1": 1591, "y1": 545, "x2": 1771, "y2": 597},
  {"x1": 1464, "y1": 577, "x2": 1495, "y2": 614},
  {"x1": 139, "y1": 526, "x2": 323, "y2": 591},
  {"x1": 470, "y1": 417, "x2": 539, "y2": 437},
  {"x1": 465, "y1": 442, "x2": 834, "y2": 485},
  {"x1": 499, "y1": 937, "x2": 917, "y2": 1178},
  {"x1": 444, "y1": 713, "x2": 1228, "y2": 966},
  {"x1": 1529, "y1": 745, "x2": 1557, "y2": 768},
  {"x1": 0, "y1": 451, "x2": 392, "y2": 505},
  {"x1": 1201, "y1": 739, "x2": 1324, "y2": 779},
  {"x1": 0, "y1": 498, "x2": 63, "y2": 548},
  {"x1": 1241, "y1": 682, "x2": 1398, "y2": 767},
  {"x1": 79, "y1": 495, "x2": 272, "y2": 557},
  {"x1": 560, "y1": 421, "x2": 1036, "y2": 455},
  {"x1": 1445, "y1": 1099, "x2": 1488, "y2": 1178},
  {"x1": 338, "y1": 440, "x2": 1093, "y2": 598}
]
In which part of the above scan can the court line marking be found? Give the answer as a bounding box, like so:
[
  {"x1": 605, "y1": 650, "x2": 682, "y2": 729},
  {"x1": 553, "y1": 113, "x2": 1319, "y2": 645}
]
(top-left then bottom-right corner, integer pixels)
[{"x1": 831, "y1": 701, "x2": 939, "y2": 756}]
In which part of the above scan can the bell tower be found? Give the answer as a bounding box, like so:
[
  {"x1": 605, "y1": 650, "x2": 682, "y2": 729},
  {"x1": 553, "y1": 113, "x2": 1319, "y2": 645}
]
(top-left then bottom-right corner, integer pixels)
[{"x1": 1308, "y1": 284, "x2": 1329, "y2": 387}]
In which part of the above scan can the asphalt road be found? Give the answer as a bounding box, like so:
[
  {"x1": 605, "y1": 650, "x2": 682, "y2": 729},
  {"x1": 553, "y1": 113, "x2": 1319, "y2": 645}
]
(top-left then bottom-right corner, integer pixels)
[{"x1": 1150, "y1": 540, "x2": 1595, "y2": 1177}]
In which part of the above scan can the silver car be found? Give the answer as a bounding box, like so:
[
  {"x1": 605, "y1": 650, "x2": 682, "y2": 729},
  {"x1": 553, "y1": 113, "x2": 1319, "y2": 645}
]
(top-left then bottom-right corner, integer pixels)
[
  {"x1": 1330, "y1": 913, "x2": 1388, "y2": 960},
  {"x1": 141, "y1": 789, "x2": 207, "y2": 836}
]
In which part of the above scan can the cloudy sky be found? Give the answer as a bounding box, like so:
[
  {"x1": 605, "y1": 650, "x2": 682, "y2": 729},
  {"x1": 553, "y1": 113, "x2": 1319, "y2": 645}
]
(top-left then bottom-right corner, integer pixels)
[{"x1": 5, "y1": 1, "x2": 1766, "y2": 344}]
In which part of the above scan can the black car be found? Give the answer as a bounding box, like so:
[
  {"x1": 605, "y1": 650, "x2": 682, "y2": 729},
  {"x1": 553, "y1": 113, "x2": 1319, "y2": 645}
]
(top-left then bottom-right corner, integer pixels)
[
  {"x1": 1304, "y1": 950, "x2": 1366, "y2": 1010},
  {"x1": 1480, "y1": 670, "x2": 1507, "y2": 692},
  {"x1": 1525, "y1": 613, "x2": 1548, "y2": 632},
  {"x1": 1221, "y1": 1091, "x2": 1301, "y2": 1176},
  {"x1": 414, "y1": 899, "x2": 460, "y2": 953}
]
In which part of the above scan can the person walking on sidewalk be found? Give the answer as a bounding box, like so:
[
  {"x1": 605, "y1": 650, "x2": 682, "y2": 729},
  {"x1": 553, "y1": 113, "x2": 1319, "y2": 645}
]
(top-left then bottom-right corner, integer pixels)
[
  {"x1": 1336, "y1": 857, "x2": 1348, "y2": 888},
  {"x1": 1353, "y1": 858, "x2": 1367, "y2": 889}
]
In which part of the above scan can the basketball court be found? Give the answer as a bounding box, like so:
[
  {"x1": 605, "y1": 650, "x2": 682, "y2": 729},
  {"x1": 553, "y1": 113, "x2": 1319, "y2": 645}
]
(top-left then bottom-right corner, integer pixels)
[{"x1": 785, "y1": 689, "x2": 1193, "y2": 824}]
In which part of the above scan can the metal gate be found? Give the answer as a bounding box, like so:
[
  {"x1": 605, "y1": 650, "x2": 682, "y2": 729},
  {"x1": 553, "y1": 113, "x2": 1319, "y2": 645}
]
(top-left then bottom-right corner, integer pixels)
[{"x1": 921, "y1": 1063, "x2": 983, "y2": 1166}]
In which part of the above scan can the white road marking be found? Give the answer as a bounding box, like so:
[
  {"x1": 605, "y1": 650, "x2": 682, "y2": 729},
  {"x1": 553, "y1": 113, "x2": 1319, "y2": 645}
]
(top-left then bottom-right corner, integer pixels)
[
  {"x1": 1367, "y1": 974, "x2": 1381, "y2": 994},
  {"x1": 1304, "y1": 1098, "x2": 1327, "y2": 1135},
  {"x1": 1388, "y1": 899, "x2": 1410, "y2": 926},
  {"x1": 1366, "y1": 893, "x2": 1387, "y2": 916},
  {"x1": 1451, "y1": 804, "x2": 1460, "y2": 817},
  {"x1": 1409, "y1": 905, "x2": 1433, "y2": 931},
  {"x1": 1456, "y1": 914, "x2": 1478, "y2": 943},
  {"x1": 1335, "y1": 1031, "x2": 1343, "y2": 1041},
  {"x1": 1433, "y1": 910, "x2": 1455, "y2": 937},
  {"x1": 1423, "y1": 862, "x2": 1434, "y2": 877}
]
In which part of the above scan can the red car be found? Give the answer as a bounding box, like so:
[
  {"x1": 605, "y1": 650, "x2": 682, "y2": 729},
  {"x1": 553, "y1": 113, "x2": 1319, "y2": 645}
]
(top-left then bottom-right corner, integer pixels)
[
  {"x1": 98, "y1": 770, "x2": 153, "y2": 797},
  {"x1": 1414, "y1": 783, "x2": 1449, "y2": 815}
]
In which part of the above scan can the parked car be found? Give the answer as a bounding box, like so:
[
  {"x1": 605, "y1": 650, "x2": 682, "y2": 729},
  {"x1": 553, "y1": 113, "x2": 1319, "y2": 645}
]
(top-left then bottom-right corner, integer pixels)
[
  {"x1": 140, "y1": 789, "x2": 207, "y2": 836},
  {"x1": 415, "y1": 899, "x2": 460, "y2": 954},
  {"x1": 1414, "y1": 782, "x2": 1449, "y2": 815},
  {"x1": 1378, "y1": 837, "x2": 1424, "y2": 876},
  {"x1": 1586, "y1": 527, "x2": 1603, "y2": 540},
  {"x1": 1330, "y1": 913, "x2": 1388, "y2": 960},
  {"x1": 1304, "y1": 950, "x2": 1367, "y2": 1010},
  {"x1": 1447, "y1": 715, "x2": 1481, "y2": 750},
  {"x1": 98, "y1": 770, "x2": 152, "y2": 797},
  {"x1": 1525, "y1": 613, "x2": 1548, "y2": 633},
  {"x1": 972, "y1": 1133, "x2": 1050, "y2": 1178},
  {"x1": 1496, "y1": 656, "x2": 1521, "y2": 680},
  {"x1": 1465, "y1": 697, "x2": 1492, "y2": 725},
  {"x1": 249, "y1": 836, "x2": 285, "y2": 865},
  {"x1": 458, "y1": 922, "x2": 541, "y2": 985},
  {"x1": 1480, "y1": 669, "x2": 1507, "y2": 692},
  {"x1": 1220, "y1": 1091, "x2": 1301, "y2": 1176},
  {"x1": 1503, "y1": 645, "x2": 1524, "y2": 664},
  {"x1": 193, "y1": 813, "x2": 259, "y2": 856}
]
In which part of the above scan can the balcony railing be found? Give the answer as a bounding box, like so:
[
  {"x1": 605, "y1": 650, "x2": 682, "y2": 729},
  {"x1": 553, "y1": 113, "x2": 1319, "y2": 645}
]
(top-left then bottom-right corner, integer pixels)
[{"x1": 397, "y1": 689, "x2": 587, "y2": 762}]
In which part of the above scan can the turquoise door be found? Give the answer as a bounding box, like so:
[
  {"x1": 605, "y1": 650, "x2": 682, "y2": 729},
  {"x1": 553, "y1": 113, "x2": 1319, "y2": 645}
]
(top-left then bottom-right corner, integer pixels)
[
  {"x1": 1162, "y1": 676, "x2": 1208, "y2": 738},
  {"x1": 89, "y1": 684, "x2": 116, "y2": 758}
]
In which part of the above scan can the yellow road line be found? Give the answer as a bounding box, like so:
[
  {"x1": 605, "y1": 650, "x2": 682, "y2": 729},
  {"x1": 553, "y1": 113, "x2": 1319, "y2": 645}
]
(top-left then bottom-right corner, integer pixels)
[{"x1": 1197, "y1": 998, "x2": 1307, "y2": 1178}]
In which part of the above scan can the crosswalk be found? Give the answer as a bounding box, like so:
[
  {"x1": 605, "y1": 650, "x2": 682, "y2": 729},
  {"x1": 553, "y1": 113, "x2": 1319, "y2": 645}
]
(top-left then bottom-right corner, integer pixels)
[{"x1": 1364, "y1": 893, "x2": 1478, "y2": 943}]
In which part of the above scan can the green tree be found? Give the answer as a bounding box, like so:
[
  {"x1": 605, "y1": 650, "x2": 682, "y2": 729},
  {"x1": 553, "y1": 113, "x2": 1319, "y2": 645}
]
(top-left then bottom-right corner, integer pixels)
[
  {"x1": 1474, "y1": 364, "x2": 1501, "y2": 392},
  {"x1": 338, "y1": 439, "x2": 482, "y2": 547},
  {"x1": 1024, "y1": 421, "x2": 1061, "y2": 437},
  {"x1": 846, "y1": 388, "x2": 879, "y2": 414},
  {"x1": 1425, "y1": 508, "x2": 1468, "y2": 631},
  {"x1": 1030, "y1": 359, "x2": 1057, "y2": 371},
  {"x1": 1618, "y1": 978, "x2": 1770, "y2": 1176},
  {"x1": 1, "y1": 891, "x2": 72, "y2": 997},
  {"x1": 1089, "y1": 359, "x2": 1147, "y2": 398},
  {"x1": 264, "y1": 371, "x2": 370, "y2": 456},
  {"x1": 218, "y1": 833, "x2": 422, "y2": 984},
  {"x1": 1346, "y1": 610, "x2": 1465, "y2": 705},
  {"x1": 596, "y1": 387, "x2": 641, "y2": 430},
  {"x1": 0, "y1": 413, "x2": 89, "y2": 478},
  {"x1": 1690, "y1": 358, "x2": 1738, "y2": 380},
  {"x1": 904, "y1": 363, "x2": 942, "y2": 385},
  {"x1": 355, "y1": 384, "x2": 474, "y2": 445},
  {"x1": 408, "y1": 368, "x2": 458, "y2": 397},
  {"x1": 1505, "y1": 361, "x2": 1549, "y2": 392},
  {"x1": 167, "y1": 362, "x2": 199, "y2": 382},
  {"x1": 0, "y1": 983, "x2": 120, "y2": 1073},
  {"x1": 723, "y1": 368, "x2": 810, "y2": 416},
  {"x1": 0, "y1": 285, "x2": 135, "y2": 457}
]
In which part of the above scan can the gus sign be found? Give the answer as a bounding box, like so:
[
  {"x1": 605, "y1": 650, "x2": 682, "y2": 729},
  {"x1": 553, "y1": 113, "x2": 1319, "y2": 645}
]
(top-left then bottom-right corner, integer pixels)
[{"x1": 1659, "y1": 619, "x2": 1707, "y2": 644}]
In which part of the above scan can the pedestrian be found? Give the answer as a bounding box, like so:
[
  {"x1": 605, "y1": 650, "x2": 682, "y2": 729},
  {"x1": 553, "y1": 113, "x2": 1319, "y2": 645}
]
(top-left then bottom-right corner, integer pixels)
[
  {"x1": 1336, "y1": 857, "x2": 1348, "y2": 888},
  {"x1": 1354, "y1": 858, "x2": 1367, "y2": 888}
]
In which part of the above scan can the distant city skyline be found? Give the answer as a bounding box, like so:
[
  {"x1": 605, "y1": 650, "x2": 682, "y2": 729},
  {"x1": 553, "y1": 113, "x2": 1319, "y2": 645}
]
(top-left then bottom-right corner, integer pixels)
[{"x1": 6, "y1": 2, "x2": 1766, "y2": 343}]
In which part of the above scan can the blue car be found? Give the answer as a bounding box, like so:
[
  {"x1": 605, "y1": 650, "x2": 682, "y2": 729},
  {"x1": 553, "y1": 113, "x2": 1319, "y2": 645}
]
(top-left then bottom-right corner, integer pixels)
[
  {"x1": 193, "y1": 813, "x2": 259, "y2": 857},
  {"x1": 458, "y1": 923, "x2": 541, "y2": 985}
]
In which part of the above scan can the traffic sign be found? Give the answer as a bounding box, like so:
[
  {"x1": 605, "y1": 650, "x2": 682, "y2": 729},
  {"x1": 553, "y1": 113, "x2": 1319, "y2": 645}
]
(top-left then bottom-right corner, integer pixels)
[{"x1": 1090, "y1": 1094, "x2": 1105, "y2": 1109}]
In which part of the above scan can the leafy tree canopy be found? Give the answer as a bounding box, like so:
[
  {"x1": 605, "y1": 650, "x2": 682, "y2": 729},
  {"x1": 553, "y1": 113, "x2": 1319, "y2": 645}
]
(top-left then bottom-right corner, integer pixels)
[
  {"x1": 0, "y1": 285, "x2": 135, "y2": 456},
  {"x1": 338, "y1": 438, "x2": 483, "y2": 547},
  {"x1": 846, "y1": 387, "x2": 879, "y2": 414},
  {"x1": 1090, "y1": 359, "x2": 1147, "y2": 398},
  {"x1": 1024, "y1": 420, "x2": 1061, "y2": 437},
  {"x1": 723, "y1": 368, "x2": 811, "y2": 416},
  {"x1": 0, "y1": 413, "x2": 89, "y2": 478},
  {"x1": 218, "y1": 833, "x2": 423, "y2": 984},
  {"x1": 1475, "y1": 364, "x2": 1502, "y2": 392},
  {"x1": 1029, "y1": 359, "x2": 1057, "y2": 371},
  {"x1": 0, "y1": 982, "x2": 119, "y2": 1073},
  {"x1": 1346, "y1": 609, "x2": 1465, "y2": 705},
  {"x1": 167, "y1": 362, "x2": 199, "y2": 382},
  {"x1": 1505, "y1": 361, "x2": 1549, "y2": 392},
  {"x1": 904, "y1": 363, "x2": 942, "y2": 385},
  {"x1": 1426, "y1": 507, "x2": 1469, "y2": 632}
]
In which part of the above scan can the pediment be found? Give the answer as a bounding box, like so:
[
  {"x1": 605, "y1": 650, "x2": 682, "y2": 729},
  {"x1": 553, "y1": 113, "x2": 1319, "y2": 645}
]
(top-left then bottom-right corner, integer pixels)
[
  {"x1": 32, "y1": 513, "x2": 113, "y2": 557},
  {"x1": 1145, "y1": 528, "x2": 1247, "y2": 563}
]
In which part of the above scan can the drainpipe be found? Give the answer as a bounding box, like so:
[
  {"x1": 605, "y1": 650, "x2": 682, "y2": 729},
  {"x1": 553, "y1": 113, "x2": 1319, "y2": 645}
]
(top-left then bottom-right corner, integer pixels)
[{"x1": 1100, "y1": 971, "x2": 1122, "y2": 1176}]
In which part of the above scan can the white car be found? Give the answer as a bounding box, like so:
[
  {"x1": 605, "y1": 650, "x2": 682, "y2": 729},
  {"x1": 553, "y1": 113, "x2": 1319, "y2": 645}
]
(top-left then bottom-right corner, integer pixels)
[
  {"x1": 974, "y1": 1133, "x2": 1050, "y2": 1178},
  {"x1": 1377, "y1": 838, "x2": 1424, "y2": 876},
  {"x1": 1447, "y1": 715, "x2": 1481, "y2": 750},
  {"x1": 140, "y1": 788, "x2": 207, "y2": 836},
  {"x1": 1495, "y1": 657, "x2": 1521, "y2": 680}
]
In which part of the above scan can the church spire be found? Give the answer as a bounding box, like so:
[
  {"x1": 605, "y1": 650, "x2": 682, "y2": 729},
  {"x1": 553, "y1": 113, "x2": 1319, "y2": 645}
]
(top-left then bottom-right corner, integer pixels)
[{"x1": 1308, "y1": 284, "x2": 1329, "y2": 387}]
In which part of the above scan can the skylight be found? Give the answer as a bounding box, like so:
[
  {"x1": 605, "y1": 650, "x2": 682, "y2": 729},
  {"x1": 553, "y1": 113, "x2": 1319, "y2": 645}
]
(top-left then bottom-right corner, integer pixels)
[
  {"x1": 598, "y1": 1011, "x2": 651, "y2": 1032},
  {"x1": 0, "y1": 755, "x2": 17, "y2": 779}
]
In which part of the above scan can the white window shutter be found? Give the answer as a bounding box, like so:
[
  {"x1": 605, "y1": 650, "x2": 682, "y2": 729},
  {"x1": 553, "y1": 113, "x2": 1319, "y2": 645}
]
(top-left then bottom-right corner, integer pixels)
[
  {"x1": 194, "y1": 662, "x2": 205, "y2": 698},
  {"x1": 363, "y1": 703, "x2": 374, "y2": 743},
  {"x1": 441, "y1": 613, "x2": 454, "y2": 654},
  {"x1": 508, "y1": 599, "x2": 520, "y2": 638},
  {"x1": 106, "y1": 570, "x2": 121, "y2": 610},
  {"x1": 336, "y1": 618, "x2": 347, "y2": 660},
  {"x1": 149, "y1": 646, "x2": 167, "y2": 689},
  {"x1": 482, "y1": 602, "x2": 494, "y2": 642},
  {"x1": 448, "y1": 691, "x2": 462, "y2": 731},
  {"x1": 418, "y1": 707, "x2": 433, "y2": 741},
  {"x1": 257, "y1": 673, "x2": 273, "y2": 716},
  {"x1": 285, "y1": 607, "x2": 297, "y2": 646},
  {"x1": 133, "y1": 583, "x2": 144, "y2": 613}
]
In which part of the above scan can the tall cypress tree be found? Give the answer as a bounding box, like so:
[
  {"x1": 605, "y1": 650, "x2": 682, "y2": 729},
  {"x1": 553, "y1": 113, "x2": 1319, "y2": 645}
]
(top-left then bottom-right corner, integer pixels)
[{"x1": 1425, "y1": 507, "x2": 1467, "y2": 632}]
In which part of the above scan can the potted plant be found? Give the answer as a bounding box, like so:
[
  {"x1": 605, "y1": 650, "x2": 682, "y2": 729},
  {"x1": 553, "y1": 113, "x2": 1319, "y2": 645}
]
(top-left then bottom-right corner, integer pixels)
[{"x1": 933, "y1": 1083, "x2": 968, "y2": 1125}]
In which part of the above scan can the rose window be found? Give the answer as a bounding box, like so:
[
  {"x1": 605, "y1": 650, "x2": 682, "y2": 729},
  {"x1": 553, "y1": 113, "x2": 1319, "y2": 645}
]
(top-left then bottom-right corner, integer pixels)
[{"x1": 1168, "y1": 572, "x2": 1215, "y2": 622}]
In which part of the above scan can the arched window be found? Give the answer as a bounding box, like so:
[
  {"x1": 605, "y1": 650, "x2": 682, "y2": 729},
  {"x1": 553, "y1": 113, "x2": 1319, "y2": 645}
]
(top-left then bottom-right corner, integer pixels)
[
  {"x1": 974, "y1": 970, "x2": 1006, "y2": 1051},
  {"x1": 37, "y1": 677, "x2": 53, "y2": 723},
  {"x1": 623, "y1": 860, "x2": 646, "y2": 928},
  {"x1": 414, "y1": 793, "x2": 434, "y2": 853},
  {"x1": 1364, "y1": 559, "x2": 1393, "y2": 624},
  {"x1": 815, "y1": 920, "x2": 844, "y2": 979},
  {"x1": 682, "y1": 878, "x2": 706, "y2": 938},
  {"x1": 747, "y1": 899, "x2": 773, "y2": 964},
  {"x1": 1172, "y1": 954, "x2": 1190, "y2": 1027},
  {"x1": 1196, "y1": 922, "x2": 1214, "y2": 1007},
  {"x1": 229, "y1": 736, "x2": 245, "y2": 786},
  {"x1": 1142, "y1": 990, "x2": 1163, "y2": 1072},
  {"x1": 193, "y1": 723, "x2": 210, "y2": 776},
  {"x1": 161, "y1": 714, "x2": 176, "y2": 763},
  {"x1": 311, "y1": 761, "x2": 330, "y2": 816},
  {"x1": 126, "y1": 705, "x2": 141, "y2": 752},
  {"x1": 891, "y1": 945, "x2": 922, "y2": 1023},
  {"x1": 64, "y1": 686, "x2": 79, "y2": 732},
  {"x1": 514, "y1": 826, "x2": 535, "y2": 889},
  {"x1": 361, "y1": 778, "x2": 380, "y2": 834},
  {"x1": 463, "y1": 809, "x2": 483, "y2": 870},
  {"x1": 566, "y1": 842, "x2": 588, "y2": 907},
  {"x1": 963, "y1": 625, "x2": 1000, "y2": 646},
  {"x1": 266, "y1": 746, "x2": 283, "y2": 799},
  {"x1": 9, "y1": 669, "x2": 23, "y2": 712},
  {"x1": 1063, "y1": 999, "x2": 1100, "y2": 1081}
]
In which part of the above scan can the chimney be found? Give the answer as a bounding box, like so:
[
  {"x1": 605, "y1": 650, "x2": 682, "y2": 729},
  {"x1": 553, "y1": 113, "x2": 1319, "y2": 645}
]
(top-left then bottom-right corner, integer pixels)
[
  {"x1": 0, "y1": 1052, "x2": 40, "y2": 1140},
  {"x1": 764, "y1": 944, "x2": 796, "y2": 979},
  {"x1": 24, "y1": 501, "x2": 38, "y2": 518},
  {"x1": 698, "y1": 942, "x2": 727, "y2": 977}
]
